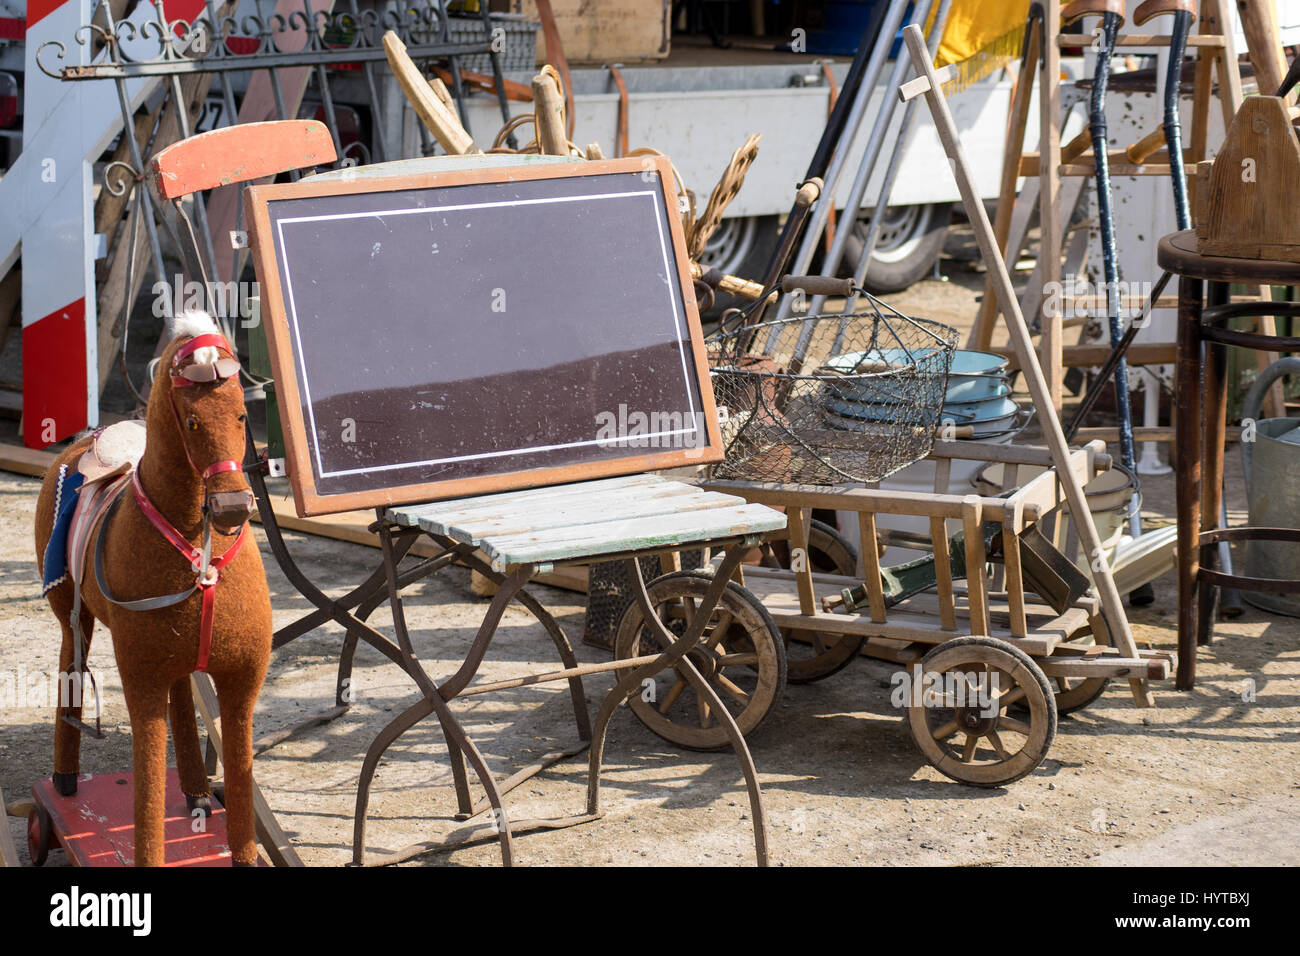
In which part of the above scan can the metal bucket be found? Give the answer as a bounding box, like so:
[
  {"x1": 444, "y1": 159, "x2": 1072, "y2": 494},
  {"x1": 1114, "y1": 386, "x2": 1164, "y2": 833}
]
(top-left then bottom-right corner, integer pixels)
[{"x1": 1241, "y1": 358, "x2": 1300, "y2": 617}]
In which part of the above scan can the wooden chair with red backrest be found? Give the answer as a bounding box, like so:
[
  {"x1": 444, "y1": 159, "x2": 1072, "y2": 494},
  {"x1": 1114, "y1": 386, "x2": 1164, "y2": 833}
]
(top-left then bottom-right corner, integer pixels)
[{"x1": 145, "y1": 119, "x2": 343, "y2": 867}]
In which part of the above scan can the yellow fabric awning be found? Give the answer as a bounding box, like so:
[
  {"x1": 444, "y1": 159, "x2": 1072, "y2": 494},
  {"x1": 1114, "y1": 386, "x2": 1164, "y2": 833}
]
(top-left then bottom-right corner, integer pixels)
[{"x1": 931, "y1": 0, "x2": 1032, "y2": 90}]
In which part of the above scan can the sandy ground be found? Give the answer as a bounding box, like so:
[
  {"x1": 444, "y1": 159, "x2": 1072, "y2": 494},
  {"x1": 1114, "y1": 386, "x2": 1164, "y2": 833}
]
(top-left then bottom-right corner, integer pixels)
[{"x1": 2, "y1": 234, "x2": 1298, "y2": 867}]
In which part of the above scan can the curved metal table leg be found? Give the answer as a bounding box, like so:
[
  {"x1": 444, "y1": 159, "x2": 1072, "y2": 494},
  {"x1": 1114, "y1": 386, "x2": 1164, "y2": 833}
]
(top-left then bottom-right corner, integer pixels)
[
  {"x1": 456, "y1": 545, "x2": 592, "y2": 742},
  {"x1": 351, "y1": 691, "x2": 515, "y2": 866},
  {"x1": 585, "y1": 545, "x2": 769, "y2": 865}
]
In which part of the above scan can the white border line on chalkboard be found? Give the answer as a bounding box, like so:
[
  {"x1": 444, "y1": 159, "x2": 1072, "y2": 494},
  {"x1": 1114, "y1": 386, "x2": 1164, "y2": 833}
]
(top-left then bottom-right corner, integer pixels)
[{"x1": 273, "y1": 186, "x2": 700, "y2": 481}]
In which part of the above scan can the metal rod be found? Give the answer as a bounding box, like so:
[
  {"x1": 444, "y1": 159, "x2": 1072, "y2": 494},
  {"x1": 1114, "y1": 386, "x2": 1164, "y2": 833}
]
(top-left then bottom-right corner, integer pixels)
[
  {"x1": 477, "y1": 0, "x2": 516, "y2": 148},
  {"x1": 804, "y1": 0, "x2": 938, "y2": 321},
  {"x1": 836, "y1": 0, "x2": 954, "y2": 339},
  {"x1": 771, "y1": 0, "x2": 914, "y2": 323}
]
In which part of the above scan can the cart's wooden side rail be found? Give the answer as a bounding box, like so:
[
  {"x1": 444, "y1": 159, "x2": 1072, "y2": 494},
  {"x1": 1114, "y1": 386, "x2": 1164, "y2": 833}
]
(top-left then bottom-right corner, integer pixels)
[{"x1": 702, "y1": 441, "x2": 1109, "y2": 645}]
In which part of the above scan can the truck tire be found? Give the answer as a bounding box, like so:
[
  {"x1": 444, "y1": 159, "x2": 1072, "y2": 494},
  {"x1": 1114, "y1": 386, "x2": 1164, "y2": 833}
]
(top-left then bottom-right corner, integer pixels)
[{"x1": 843, "y1": 202, "x2": 952, "y2": 294}]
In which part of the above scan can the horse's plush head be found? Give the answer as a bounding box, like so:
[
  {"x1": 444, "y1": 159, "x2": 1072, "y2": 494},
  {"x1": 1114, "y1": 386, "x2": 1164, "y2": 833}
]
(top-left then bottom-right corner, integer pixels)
[{"x1": 153, "y1": 311, "x2": 254, "y2": 533}]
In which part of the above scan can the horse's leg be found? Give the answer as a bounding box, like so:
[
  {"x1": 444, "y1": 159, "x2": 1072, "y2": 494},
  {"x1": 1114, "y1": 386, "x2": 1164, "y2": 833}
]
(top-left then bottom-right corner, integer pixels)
[
  {"x1": 212, "y1": 678, "x2": 258, "y2": 866},
  {"x1": 51, "y1": 601, "x2": 95, "y2": 796},
  {"x1": 123, "y1": 679, "x2": 170, "y2": 867},
  {"x1": 169, "y1": 677, "x2": 211, "y2": 818}
]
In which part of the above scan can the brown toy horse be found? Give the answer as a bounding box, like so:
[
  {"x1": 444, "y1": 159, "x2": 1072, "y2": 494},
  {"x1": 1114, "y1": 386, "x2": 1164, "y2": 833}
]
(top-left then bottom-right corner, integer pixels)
[{"x1": 34, "y1": 311, "x2": 272, "y2": 866}]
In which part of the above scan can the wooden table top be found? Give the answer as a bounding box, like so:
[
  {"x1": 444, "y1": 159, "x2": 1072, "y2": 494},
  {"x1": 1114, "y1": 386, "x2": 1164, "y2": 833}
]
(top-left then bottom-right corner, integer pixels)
[{"x1": 386, "y1": 474, "x2": 786, "y2": 571}]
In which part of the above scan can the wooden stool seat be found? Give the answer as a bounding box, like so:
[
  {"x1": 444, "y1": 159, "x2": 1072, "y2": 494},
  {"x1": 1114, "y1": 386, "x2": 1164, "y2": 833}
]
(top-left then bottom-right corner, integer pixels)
[{"x1": 1158, "y1": 229, "x2": 1300, "y2": 689}]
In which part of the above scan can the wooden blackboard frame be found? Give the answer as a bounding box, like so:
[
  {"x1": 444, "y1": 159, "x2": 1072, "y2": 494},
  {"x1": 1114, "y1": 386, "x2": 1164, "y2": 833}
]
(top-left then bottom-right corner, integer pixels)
[{"x1": 245, "y1": 156, "x2": 723, "y2": 517}]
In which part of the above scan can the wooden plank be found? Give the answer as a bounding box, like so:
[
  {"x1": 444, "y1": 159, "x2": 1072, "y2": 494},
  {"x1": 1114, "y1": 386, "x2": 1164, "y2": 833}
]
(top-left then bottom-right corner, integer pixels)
[
  {"x1": 971, "y1": 21, "x2": 1041, "y2": 351},
  {"x1": 388, "y1": 474, "x2": 667, "y2": 529},
  {"x1": 765, "y1": 609, "x2": 1064, "y2": 656},
  {"x1": 480, "y1": 503, "x2": 785, "y2": 570},
  {"x1": 392, "y1": 480, "x2": 732, "y2": 544},
  {"x1": 992, "y1": 342, "x2": 1177, "y2": 368},
  {"x1": 29, "y1": 772, "x2": 268, "y2": 867},
  {"x1": 929, "y1": 515, "x2": 957, "y2": 630},
  {"x1": 1039, "y1": 0, "x2": 1063, "y2": 411},
  {"x1": 259, "y1": 488, "x2": 591, "y2": 592},
  {"x1": 0, "y1": 440, "x2": 55, "y2": 477},
  {"x1": 786, "y1": 506, "x2": 817, "y2": 616},
  {"x1": 858, "y1": 511, "x2": 886, "y2": 623},
  {"x1": 1236, "y1": 0, "x2": 1287, "y2": 97},
  {"x1": 897, "y1": 62, "x2": 961, "y2": 102},
  {"x1": 1003, "y1": 503, "x2": 1028, "y2": 638},
  {"x1": 961, "y1": 497, "x2": 990, "y2": 636},
  {"x1": 513, "y1": 0, "x2": 670, "y2": 64},
  {"x1": 382, "y1": 30, "x2": 479, "y2": 155},
  {"x1": 150, "y1": 121, "x2": 336, "y2": 199},
  {"x1": 1072, "y1": 425, "x2": 1247, "y2": 444},
  {"x1": 698, "y1": 480, "x2": 1037, "y2": 522},
  {"x1": 1038, "y1": 656, "x2": 1172, "y2": 679},
  {"x1": 448, "y1": 488, "x2": 740, "y2": 548},
  {"x1": 741, "y1": 569, "x2": 1087, "y2": 654}
]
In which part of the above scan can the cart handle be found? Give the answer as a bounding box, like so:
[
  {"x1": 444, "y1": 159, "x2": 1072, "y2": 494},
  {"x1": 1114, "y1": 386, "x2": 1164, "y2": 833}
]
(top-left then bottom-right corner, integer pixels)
[{"x1": 780, "y1": 275, "x2": 856, "y2": 298}]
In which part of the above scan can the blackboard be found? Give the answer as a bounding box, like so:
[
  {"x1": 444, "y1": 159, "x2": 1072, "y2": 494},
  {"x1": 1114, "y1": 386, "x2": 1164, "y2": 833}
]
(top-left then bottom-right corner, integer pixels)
[{"x1": 245, "y1": 156, "x2": 721, "y2": 516}]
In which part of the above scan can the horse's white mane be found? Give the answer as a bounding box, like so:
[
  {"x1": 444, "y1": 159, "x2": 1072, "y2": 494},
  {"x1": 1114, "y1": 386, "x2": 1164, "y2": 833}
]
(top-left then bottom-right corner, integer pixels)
[{"x1": 170, "y1": 309, "x2": 221, "y2": 366}]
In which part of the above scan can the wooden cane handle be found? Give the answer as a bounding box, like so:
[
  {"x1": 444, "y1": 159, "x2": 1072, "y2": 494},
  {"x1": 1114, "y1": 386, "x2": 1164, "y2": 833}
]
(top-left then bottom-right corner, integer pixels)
[
  {"x1": 1126, "y1": 125, "x2": 1168, "y2": 163},
  {"x1": 690, "y1": 263, "x2": 767, "y2": 301},
  {"x1": 781, "y1": 275, "x2": 854, "y2": 297},
  {"x1": 1132, "y1": 0, "x2": 1195, "y2": 26},
  {"x1": 795, "y1": 178, "x2": 823, "y2": 207},
  {"x1": 1060, "y1": 129, "x2": 1092, "y2": 163},
  {"x1": 531, "y1": 69, "x2": 569, "y2": 156},
  {"x1": 1062, "y1": 0, "x2": 1125, "y2": 27}
]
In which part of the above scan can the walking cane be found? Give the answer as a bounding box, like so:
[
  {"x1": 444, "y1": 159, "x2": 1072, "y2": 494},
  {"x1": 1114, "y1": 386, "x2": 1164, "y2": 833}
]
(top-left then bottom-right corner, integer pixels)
[{"x1": 1065, "y1": 1, "x2": 1152, "y2": 603}]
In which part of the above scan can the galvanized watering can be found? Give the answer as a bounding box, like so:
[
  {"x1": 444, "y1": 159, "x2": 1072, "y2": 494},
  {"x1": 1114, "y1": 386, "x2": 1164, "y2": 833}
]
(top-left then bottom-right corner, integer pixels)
[{"x1": 1241, "y1": 357, "x2": 1300, "y2": 617}]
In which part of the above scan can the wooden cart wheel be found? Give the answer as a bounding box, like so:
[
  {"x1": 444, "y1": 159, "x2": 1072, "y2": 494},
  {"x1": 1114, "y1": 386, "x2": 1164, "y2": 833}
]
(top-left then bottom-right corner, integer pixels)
[
  {"x1": 906, "y1": 636, "x2": 1057, "y2": 787},
  {"x1": 27, "y1": 804, "x2": 52, "y2": 866},
  {"x1": 614, "y1": 570, "x2": 786, "y2": 751},
  {"x1": 762, "y1": 519, "x2": 867, "y2": 683}
]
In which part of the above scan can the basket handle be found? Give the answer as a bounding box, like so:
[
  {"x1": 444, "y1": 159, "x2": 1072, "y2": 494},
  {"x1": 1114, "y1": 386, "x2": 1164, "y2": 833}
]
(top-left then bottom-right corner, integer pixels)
[{"x1": 781, "y1": 275, "x2": 856, "y2": 298}]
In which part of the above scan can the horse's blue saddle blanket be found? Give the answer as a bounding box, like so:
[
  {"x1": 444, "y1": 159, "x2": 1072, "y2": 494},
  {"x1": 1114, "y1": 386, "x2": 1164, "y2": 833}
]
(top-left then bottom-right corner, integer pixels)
[{"x1": 42, "y1": 421, "x2": 146, "y2": 595}]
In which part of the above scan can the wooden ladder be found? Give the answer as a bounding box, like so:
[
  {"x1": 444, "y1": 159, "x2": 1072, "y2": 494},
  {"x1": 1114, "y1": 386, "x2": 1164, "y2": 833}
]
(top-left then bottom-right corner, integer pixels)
[{"x1": 970, "y1": 0, "x2": 1288, "y2": 424}]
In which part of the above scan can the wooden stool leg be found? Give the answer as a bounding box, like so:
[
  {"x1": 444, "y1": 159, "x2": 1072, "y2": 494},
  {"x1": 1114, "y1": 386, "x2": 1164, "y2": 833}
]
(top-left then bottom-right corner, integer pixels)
[
  {"x1": 1198, "y1": 281, "x2": 1230, "y2": 646},
  {"x1": 1175, "y1": 275, "x2": 1204, "y2": 689}
]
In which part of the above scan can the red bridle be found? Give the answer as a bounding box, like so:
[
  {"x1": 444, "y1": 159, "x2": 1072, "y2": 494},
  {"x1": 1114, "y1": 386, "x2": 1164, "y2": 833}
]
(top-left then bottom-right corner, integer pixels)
[
  {"x1": 126, "y1": 332, "x2": 250, "y2": 672},
  {"x1": 167, "y1": 333, "x2": 246, "y2": 487}
]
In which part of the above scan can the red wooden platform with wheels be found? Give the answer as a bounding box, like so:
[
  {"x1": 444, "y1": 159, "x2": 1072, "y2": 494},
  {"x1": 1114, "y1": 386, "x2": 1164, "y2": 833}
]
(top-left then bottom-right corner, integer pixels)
[{"x1": 27, "y1": 769, "x2": 267, "y2": 867}]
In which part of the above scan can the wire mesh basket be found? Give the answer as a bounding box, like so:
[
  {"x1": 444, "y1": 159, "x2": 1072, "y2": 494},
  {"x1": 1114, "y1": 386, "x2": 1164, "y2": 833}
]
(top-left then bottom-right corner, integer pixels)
[{"x1": 708, "y1": 299, "x2": 959, "y2": 484}]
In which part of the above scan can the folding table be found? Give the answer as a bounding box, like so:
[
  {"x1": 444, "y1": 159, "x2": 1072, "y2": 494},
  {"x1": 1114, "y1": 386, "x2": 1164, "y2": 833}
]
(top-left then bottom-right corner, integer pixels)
[{"x1": 355, "y1": 474, "x2": 784, "y2": 865}]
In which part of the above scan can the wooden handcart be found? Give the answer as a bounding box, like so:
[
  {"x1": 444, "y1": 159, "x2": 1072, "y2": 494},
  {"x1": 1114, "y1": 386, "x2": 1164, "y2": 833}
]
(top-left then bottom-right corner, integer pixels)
[{"x1": 694, "y1": 439, "x2": 1175, "y2": 787}]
